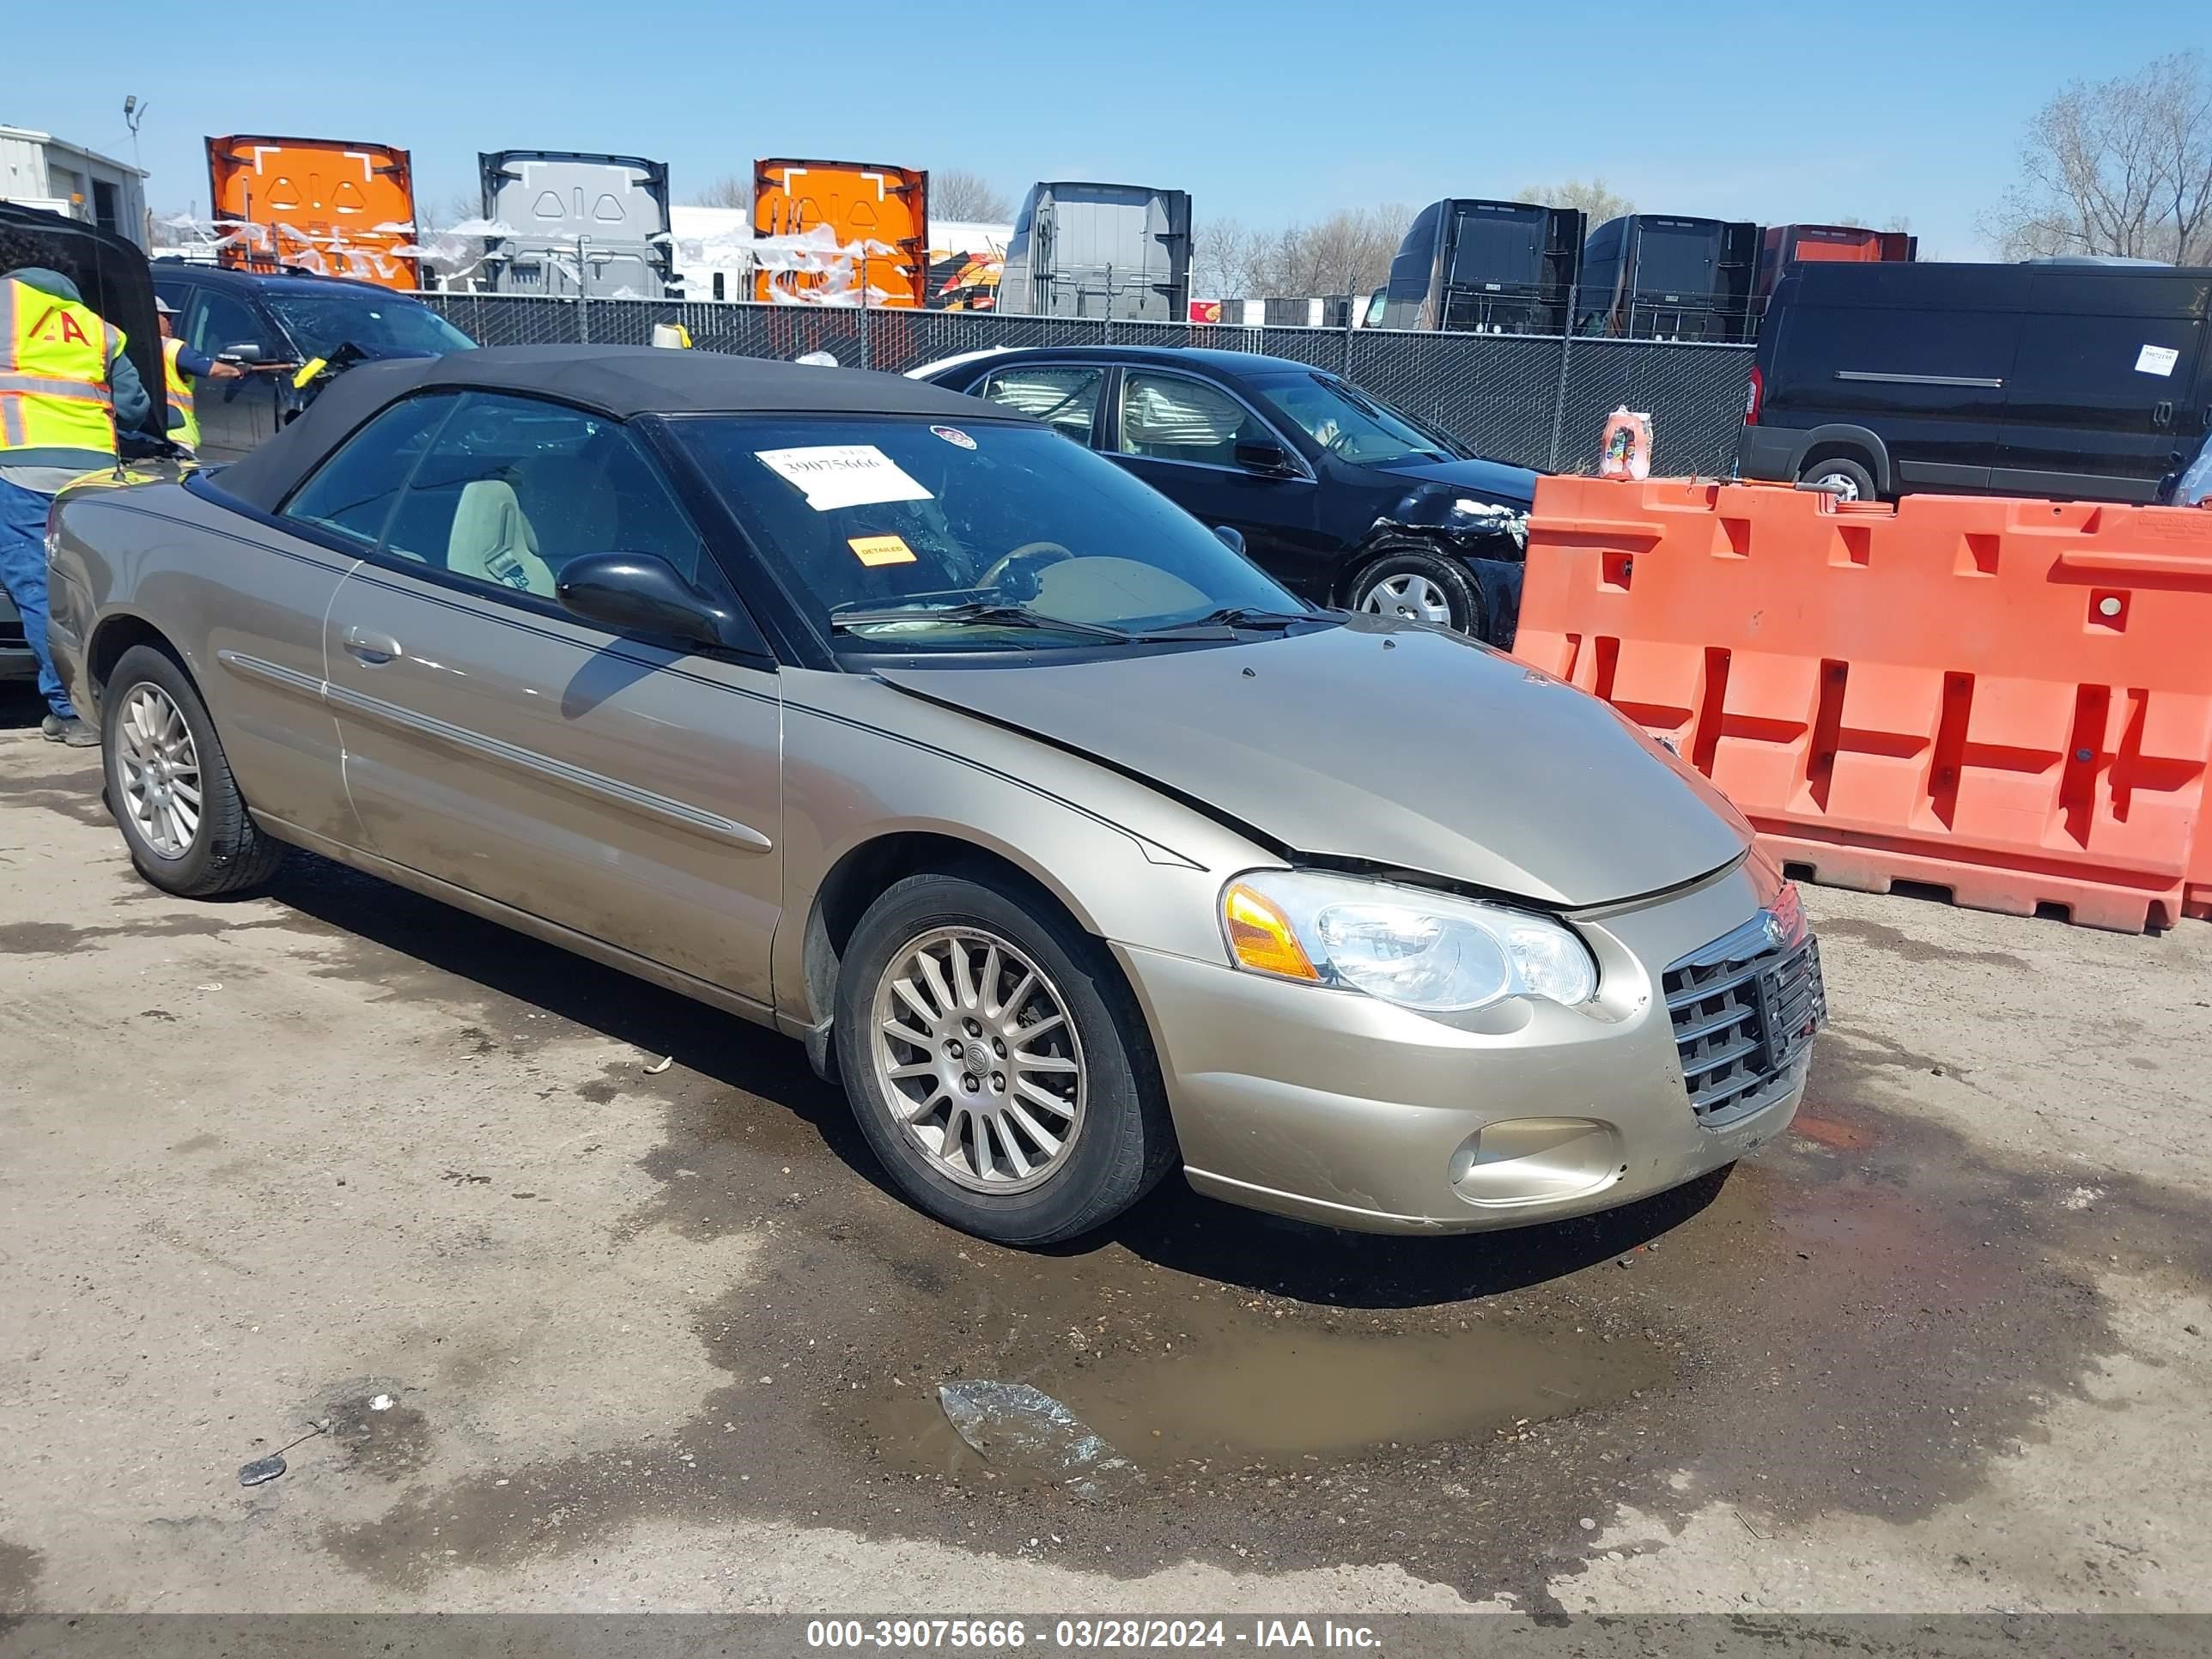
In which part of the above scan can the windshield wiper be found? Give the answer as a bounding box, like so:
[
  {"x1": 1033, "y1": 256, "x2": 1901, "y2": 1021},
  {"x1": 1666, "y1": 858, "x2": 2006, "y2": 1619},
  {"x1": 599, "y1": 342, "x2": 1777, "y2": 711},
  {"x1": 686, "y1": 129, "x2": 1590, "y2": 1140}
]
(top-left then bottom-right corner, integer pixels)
[
  {"x1": 1139, "y1": 605, "x2": 1316, "y2": 638},
  {"x1": 829, "y1": 601, "x2": 1136, "y2": 643}
]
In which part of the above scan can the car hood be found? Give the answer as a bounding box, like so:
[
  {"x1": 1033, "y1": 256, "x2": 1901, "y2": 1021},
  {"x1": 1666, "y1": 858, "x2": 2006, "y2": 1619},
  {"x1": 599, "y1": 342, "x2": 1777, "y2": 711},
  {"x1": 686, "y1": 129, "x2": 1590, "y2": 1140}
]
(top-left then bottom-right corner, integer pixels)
[
  {"x1": 1372, "y1": 453, "x2": 1540, "y2": 506},
  {"x1": 875, "y1": 617, "x2": 1751, "y2": 908}
]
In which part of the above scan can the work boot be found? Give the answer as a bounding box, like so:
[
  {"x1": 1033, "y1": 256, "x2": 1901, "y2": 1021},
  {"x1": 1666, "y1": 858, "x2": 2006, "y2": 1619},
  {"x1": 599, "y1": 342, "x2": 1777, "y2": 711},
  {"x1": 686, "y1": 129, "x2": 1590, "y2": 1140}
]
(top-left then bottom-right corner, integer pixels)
[
  {"x1": 45, "y1": 717, "x2": 100, "y2": 748},
  {"x1": 40, "y1": 713, "x2": 64, "y2": 738}
]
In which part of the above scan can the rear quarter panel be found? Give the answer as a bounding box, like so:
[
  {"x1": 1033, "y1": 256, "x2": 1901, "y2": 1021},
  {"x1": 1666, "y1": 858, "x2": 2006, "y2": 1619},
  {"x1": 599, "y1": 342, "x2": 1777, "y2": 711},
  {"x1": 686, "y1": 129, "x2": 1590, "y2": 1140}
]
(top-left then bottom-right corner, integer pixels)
[{"x1": 52, "y1": 482, "x2": 357, "y2": 841}]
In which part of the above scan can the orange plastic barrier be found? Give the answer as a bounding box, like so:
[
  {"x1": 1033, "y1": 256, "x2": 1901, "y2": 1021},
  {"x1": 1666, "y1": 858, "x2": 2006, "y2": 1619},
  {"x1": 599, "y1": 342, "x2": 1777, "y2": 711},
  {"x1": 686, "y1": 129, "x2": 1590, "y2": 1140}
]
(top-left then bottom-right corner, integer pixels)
[{"x1": 1514, "y1": 477, "x2": 2212, "y2": 933}]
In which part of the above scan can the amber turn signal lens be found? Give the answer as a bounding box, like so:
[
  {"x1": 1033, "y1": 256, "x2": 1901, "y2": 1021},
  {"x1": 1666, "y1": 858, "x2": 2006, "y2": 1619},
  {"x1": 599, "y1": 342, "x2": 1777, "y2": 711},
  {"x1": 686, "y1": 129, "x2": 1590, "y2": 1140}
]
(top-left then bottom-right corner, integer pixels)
[{"x1": 1223, "y1": 882, "x2": 1320, "y2": 981}]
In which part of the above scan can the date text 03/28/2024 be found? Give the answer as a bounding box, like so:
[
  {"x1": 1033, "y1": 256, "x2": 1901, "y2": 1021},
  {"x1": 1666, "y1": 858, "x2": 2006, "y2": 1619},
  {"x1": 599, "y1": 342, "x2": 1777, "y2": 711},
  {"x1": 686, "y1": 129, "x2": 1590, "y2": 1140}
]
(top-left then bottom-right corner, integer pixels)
[{"x1": 804, "y1": 1620, "x2": 1382, "y2": 1650}]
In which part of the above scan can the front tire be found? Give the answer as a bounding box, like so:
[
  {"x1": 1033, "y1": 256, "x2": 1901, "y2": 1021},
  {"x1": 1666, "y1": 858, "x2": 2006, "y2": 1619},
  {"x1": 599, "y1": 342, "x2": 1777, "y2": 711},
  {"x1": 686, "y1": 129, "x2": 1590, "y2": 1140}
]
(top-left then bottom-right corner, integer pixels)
[
  {"x1": 833, "y1": 870, "x2": 1175, "y2": 1246},
  {"x1": 101, "y1": 643, "x2": 285, "y2": 897},
  {"x1": 1350, "y1": 546, "x2": 1480, "y2": 635}
]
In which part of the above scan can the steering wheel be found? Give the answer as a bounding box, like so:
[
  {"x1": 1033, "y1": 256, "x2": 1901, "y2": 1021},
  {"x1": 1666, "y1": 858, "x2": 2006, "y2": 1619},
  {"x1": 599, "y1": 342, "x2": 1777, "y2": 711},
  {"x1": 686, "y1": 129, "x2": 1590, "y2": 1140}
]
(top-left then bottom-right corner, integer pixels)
[{"x1": 977, "y1": 539, "x2": 1076, "y2": 592}]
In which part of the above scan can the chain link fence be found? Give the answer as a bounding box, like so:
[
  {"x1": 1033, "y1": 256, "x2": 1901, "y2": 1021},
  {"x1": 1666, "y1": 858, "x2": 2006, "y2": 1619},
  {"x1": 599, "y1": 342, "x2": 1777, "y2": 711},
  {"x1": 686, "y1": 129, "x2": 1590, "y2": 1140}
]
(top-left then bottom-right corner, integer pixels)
[{"x1": 417, "y1": 292, "x2": 1755, "y2": 477}]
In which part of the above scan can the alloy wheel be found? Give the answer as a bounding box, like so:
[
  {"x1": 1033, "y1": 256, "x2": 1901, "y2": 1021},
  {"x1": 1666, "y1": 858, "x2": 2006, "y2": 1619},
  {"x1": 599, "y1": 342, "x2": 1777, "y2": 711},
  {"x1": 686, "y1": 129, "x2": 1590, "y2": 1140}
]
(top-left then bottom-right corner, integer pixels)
[
  {"x1": 117, "y1": 684, "x2": 203, "y2": 860},
  {"x1": 870, "y1": 927, "x2": 1086, "y2": 1194},
  {"x1": 1362, "y1": 572, "x2": 1453, "y2": 625}
]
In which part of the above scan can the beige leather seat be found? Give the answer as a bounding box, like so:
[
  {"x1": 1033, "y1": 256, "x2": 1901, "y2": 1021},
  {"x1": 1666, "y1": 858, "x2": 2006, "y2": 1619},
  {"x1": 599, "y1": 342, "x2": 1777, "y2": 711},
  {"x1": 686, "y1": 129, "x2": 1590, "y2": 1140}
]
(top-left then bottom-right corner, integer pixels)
[{"x1": 446, "y1": 479, "x2": 556, "y2": 596}]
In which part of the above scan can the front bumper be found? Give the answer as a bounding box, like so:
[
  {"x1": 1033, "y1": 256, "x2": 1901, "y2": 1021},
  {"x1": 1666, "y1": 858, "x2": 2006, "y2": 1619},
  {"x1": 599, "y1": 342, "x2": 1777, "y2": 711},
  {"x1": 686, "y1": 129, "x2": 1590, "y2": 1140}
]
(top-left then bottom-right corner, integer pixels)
[{"x1": 1115, "y1": 856, "x2": 1808, "y2": 1234}]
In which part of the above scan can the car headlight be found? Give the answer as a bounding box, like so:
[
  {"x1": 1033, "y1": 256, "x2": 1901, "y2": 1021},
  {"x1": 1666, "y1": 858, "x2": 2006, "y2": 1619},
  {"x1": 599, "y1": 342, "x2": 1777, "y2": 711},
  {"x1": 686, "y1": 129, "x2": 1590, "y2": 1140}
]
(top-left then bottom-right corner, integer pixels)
[{"x1": 1219, "y1": 870, "x2": 1596, "y2": 1012}]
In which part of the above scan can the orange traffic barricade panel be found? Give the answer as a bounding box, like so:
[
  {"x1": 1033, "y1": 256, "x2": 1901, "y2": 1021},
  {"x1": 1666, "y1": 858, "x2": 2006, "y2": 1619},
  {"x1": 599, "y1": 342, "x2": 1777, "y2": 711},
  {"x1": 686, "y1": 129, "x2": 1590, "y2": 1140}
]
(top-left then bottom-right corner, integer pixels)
[
  {"x1": 752, "y1": 158, "x2": 928, "y2": 308},
  {"x1": 206, "y1": 135, "x2": 421, "y2": 292},
  {"x1": 1515, "y1": 477, "x2": 2212, "y2": 932}
]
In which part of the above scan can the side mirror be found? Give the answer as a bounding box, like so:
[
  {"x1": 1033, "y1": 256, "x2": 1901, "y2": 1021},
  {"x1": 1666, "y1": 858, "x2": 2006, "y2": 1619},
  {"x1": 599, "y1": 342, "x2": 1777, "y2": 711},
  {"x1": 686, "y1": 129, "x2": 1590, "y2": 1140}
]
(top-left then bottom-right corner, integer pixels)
[
  {"x1": 1212, "y1": 525, "x2": 1247, "y2": 555},
  {"x1": 219, "y1": 343, "x2": 265, "y2": 364},
  {"x1": 1233, "y1": 438, "x2": 1293, "y2": 474},
  {"x1": 556, "y1": 553, "x2": 764, "y2": 653}
]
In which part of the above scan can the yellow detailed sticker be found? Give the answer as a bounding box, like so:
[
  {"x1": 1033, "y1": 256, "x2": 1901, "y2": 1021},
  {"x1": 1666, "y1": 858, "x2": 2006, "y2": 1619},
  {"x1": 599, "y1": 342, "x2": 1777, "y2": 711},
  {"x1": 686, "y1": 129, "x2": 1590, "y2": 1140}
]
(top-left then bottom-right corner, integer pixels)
[{"x1": 848, "y1": 533, "x2": 918, "y2": 567}]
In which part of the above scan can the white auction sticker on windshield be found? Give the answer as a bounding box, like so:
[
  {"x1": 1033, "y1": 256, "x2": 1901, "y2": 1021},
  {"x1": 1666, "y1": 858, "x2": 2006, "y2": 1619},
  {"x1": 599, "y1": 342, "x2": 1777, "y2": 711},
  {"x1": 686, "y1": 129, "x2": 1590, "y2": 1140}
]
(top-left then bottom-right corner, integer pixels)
[
  {"x1": 2136, "y1": 343, "x2": 2180, "y2": 377},
  {"x1": 755, "y1": 445, "x2": 933, "y2": 512}
]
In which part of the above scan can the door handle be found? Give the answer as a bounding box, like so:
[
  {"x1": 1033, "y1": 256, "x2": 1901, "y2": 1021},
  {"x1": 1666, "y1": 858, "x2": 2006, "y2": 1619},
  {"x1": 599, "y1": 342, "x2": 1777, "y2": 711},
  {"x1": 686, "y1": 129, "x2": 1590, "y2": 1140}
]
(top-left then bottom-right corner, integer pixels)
[
  {"x1": 341, "y1": 627, "x2": 402, "y2": 665},
  {"x1": 2154, "y1": 399, "x2": 2174, "y2": 428}
]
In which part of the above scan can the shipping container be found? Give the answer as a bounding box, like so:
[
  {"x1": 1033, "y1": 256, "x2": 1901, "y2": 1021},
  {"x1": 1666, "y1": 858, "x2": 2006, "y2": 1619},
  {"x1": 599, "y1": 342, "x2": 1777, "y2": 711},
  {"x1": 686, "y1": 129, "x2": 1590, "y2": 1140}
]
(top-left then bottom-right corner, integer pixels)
[
  {"x1": 1755, "y1": 223, "x2": 1917, "y2": 300},
  {"x1": 479, "y1": 150, "x2": 674, "y2": 299},
  {"x1": 1373, "y1": 199, "x2": 1586, "y2": 334},
  {"x1": 205, "y1": 135, "x2": 419, "y2": 292},
  {"x1": 994, "y1": 182, "x2": 1191, "y2": 321},
  {"x1": 1577, "y1": 214, "x2": 1759, "y2": 341},
  {"x1": 752, "y1": 158, "x2": 928, "y2": 307}
]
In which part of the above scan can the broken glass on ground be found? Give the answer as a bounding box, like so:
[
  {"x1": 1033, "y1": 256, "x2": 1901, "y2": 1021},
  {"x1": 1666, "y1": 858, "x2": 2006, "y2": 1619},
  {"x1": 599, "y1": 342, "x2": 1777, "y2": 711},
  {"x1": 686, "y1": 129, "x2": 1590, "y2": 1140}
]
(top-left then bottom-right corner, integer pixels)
[{"x1": 937, "y1": 1380, "x2": 1141, "y2": 1501}]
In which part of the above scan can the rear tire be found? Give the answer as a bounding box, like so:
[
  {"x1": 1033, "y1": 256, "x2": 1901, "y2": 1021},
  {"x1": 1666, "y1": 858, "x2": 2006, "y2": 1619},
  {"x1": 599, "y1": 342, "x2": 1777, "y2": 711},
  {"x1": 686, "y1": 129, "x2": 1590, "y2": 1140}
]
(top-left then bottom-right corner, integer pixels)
[
  {"x1": 834, "y1": 870, "x2": 1175, "y2": 1246},
  {"x1": 1799, "y1": 455, "x2": 1877, "y2": 502},
  {"x1": 1350, "y1": 546, "x2": 1481, "y2": 635},
  {"x1": 101, "y1": 642, "x2": 285, "y2": 897}
]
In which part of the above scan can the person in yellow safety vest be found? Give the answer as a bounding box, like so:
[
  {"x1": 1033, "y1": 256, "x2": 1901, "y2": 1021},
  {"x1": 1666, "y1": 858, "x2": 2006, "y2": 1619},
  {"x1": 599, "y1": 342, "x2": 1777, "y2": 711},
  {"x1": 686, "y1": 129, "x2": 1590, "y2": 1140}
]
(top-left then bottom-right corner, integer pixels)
[
  {"x1": 0, "y1": 266, "x2": 152, "y2": 746},
  {"x1": 153, "y1": 295, "x2": 244, "y2": 453}
]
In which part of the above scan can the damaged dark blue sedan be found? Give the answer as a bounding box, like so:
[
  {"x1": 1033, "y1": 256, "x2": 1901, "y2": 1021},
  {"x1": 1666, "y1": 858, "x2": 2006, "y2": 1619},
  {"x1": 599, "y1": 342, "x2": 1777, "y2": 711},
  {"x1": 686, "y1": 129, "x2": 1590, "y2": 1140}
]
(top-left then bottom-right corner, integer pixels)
[{"x1": 913, "y1": 345, "x2": 1537, "y2": 642}]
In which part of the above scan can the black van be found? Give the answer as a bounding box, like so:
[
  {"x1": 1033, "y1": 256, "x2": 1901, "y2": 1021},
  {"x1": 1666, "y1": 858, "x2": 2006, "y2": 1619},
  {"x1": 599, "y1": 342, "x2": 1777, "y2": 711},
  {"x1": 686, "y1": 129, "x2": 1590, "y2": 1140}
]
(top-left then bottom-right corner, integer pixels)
[
  {"x1": 1373, "y1": 199, "x2": 1585, "y2": 333},
  {"x1": 1576, "y1": 215, "x2": 1759, "y2": 341},
  {"x1": 1740, "y1": 260, "x2": 2212, "y2": 503}
]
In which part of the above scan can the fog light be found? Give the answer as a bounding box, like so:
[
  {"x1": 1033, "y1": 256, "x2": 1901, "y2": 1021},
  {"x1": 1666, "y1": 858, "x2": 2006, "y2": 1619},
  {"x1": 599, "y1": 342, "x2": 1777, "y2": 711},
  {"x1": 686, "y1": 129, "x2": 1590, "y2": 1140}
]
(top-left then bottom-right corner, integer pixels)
[{"x1": 1449, "y1": 1117, "x2": 1622, "y2": 1208}]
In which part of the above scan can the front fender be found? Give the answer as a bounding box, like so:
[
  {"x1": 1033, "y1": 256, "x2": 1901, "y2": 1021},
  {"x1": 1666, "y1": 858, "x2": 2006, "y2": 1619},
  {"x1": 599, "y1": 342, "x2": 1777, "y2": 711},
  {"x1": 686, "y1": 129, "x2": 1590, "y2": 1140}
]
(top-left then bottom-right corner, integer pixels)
[
  {"x1": 1366, "y1": 483, "x2": 1529, "y2": 559},
  {"x1": 773, "y1": 678, "x2": 1281, "y2": 1026}
]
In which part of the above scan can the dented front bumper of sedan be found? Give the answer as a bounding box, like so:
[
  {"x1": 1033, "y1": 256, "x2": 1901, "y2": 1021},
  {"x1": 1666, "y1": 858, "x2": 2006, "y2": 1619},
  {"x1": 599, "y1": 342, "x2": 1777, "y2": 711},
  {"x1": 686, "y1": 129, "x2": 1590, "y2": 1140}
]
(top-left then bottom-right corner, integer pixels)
[{"x1": 1116, "y1": 855, "x2": 1822, "y2": 1235}]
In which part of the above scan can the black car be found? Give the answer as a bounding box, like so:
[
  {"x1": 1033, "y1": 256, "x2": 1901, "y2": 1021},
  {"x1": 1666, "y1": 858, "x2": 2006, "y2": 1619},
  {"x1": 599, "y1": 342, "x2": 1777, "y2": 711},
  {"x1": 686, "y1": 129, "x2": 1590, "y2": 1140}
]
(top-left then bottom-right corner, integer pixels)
[
  {"x1": 915, "y1": 346, "x2": 1538, "y2": 639},
  {"x1": 149, "y1": 262, "x2": 476, "y2": 462},
  {"x1": 1741, "y1": 260, "x2": 2212, "y2": 504}
]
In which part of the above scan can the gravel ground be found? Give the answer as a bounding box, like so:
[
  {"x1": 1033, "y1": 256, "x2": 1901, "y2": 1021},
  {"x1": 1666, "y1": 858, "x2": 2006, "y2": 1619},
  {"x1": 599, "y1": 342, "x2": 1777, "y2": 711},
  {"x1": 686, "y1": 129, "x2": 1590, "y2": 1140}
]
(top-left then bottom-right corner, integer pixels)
[{"x1": 2, "y1": 684, "x2": 2208, "y2": 1620}]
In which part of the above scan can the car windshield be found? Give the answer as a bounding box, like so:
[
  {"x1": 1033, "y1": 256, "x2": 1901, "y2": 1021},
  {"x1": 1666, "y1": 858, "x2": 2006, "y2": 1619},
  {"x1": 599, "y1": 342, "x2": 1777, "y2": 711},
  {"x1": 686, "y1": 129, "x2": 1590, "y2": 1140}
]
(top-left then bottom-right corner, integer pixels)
[
  {"x1": 678, "y1": 414, "x2": 1310, "y2": 650},
  {"x1": 1258, "y1": 374, "x2": 1461, "y2": 465},
  {"x1": 264, "y1": 292, "x2": 476, "y2": 361}
]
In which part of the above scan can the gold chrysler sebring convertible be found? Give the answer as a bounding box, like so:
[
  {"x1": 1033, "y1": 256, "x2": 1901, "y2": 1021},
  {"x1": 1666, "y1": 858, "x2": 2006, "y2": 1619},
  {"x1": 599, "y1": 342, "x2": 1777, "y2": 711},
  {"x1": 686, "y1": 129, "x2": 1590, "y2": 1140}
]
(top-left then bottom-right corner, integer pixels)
[{"x1": 42, "y1": 346, "x2": 1823, "y2": 1245}]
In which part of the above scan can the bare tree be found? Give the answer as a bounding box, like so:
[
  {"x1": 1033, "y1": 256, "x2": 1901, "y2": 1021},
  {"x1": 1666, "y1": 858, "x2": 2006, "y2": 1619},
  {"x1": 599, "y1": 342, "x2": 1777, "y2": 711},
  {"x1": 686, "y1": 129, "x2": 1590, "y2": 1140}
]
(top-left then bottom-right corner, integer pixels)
[
  {"x1": 1192, "y1": 216, "x2": 1262, "y2": 296},
  {"x1": 933, "y1": 169, "x2": 1013, "y2": 222},
  {"x1": 1515, "y1": 178, "x2": 1635, "y2": 225},
  {"x1": 687, "y1": 175, "x2": 754, "y2": 212},
  {"x1": 1984, "y1": 52, "x2": 2212, "y2": 262},
  {"x1": 1240, "y1": 206, "x2": 1414, "y2": 298},
  {"x1": 421, "y1": 190, "x2": 483, "y2": 230}
]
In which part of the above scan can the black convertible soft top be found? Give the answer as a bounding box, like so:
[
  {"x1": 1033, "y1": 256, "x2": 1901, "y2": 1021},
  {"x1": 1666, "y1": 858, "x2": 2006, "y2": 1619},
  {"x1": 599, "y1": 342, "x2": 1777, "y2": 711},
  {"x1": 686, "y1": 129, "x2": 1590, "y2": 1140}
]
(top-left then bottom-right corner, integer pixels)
[{"x1": 211, "y1": 344, "x2": 1018, "y2": 513}]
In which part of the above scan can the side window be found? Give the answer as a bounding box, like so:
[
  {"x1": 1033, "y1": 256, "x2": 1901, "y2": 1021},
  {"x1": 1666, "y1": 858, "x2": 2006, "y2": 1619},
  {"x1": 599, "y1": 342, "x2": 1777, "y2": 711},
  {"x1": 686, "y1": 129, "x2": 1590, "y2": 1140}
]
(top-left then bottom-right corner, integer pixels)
[
  {"x1": 1116, "y1": 371, "x2": 1266, "y2": 465},
  {"x1": 185, "y1": 290, "x2": 273, "y2": 360},
  {"x1": 280, "y1": 394, "x2": 458, "y2": 548},
  {"x1": 380, "y1": 392, "x2": 703, "y2": 600},
  {"x1": 977, "y1": 366, "x2": 1102, "y2": 440}
]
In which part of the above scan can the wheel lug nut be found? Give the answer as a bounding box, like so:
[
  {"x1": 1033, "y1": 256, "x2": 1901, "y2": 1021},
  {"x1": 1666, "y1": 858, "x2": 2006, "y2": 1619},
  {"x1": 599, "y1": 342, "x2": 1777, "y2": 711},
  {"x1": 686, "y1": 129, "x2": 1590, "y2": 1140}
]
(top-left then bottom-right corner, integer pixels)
[
  {"x1": 964, "y1": 1018, "x2": 981, "y2": 1036},
  {"x1": 990, "y1": 1073, "x2": 1005, "y2": 1091},
  {"x1": 963, "y1": 1076, "x2": 980, "y2": 1093},
  {"x1": 992, "y1": 1038, "x2": 1006, "y2": 1057}
]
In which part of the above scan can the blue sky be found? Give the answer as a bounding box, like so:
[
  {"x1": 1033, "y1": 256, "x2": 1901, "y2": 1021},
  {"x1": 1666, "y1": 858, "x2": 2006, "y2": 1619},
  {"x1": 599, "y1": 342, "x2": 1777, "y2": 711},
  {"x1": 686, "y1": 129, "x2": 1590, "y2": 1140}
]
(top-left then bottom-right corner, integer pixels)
[{"x1": 13, "y1": 1, "x2": 2207, "y2": 258}]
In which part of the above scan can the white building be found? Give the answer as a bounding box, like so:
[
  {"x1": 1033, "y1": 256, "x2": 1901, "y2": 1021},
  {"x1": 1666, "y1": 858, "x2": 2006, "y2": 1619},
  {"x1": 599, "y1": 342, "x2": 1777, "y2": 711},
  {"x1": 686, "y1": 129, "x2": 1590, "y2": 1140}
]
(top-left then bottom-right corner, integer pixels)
[{"x1": 0, "y1": 126, "x2": 149, "y2": 250}]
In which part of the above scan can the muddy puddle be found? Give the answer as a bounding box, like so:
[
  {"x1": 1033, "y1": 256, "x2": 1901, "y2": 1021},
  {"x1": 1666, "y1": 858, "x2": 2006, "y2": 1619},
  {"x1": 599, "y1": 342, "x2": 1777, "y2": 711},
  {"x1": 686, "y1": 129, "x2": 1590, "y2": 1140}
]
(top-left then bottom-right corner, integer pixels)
[{"x1": 865, "y1": 1322, "x2": 1668, "y2": 1476}]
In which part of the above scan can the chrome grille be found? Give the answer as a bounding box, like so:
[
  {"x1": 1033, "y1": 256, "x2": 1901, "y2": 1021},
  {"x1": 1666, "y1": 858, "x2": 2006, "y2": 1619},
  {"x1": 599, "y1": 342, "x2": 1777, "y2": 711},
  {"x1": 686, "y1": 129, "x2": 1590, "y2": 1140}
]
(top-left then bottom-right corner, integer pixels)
[{"x1": 1663, "y1": 909, "x2": 1826, "y2": 1127}]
